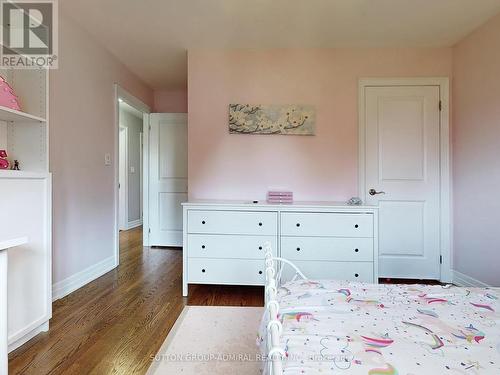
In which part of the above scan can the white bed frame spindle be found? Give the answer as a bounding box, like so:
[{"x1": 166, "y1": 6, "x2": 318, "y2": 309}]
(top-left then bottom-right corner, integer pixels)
[{"x1": 264, "y1": 242, "x2": 308, "y2": 375}]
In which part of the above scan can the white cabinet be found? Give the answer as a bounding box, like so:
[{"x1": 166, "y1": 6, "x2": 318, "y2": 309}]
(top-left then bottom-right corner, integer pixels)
[
  {"x1": 281, "y1": 212, "x2": 374, "y2": 237},
  {"x1": 280, "y1": 211, "x2": 376, "y2": 283},
  {"x1": 0, "y1": 238, "x2": 27, "y2": 374},
  {"x1": 188, "y1": 258, "x2": 269, "y2": 285},
  {"x1": 184, "y1": 208, "x2": 278, "y2": 295},
  {"x1": 188, "y1": 234, "x2": 277, "y2": 259},
  {"x1": 187, "y1": 210, "x2": 277, "y2": 235},
  {"x1": 281, "y1": 261, "x2": 374, "y2": 283},
  {"x1": 183, "y1": 201, "x2": 378, "y2": 296},
  {"x1": 0, "y1": 172, "x2": 51, "y2": 352},
  {"x1": 281, "y1": 237, "x2": 374, "y2": 262},
  {"x1": 0, "y1": 68, "x2": 51, "y2": 351}
]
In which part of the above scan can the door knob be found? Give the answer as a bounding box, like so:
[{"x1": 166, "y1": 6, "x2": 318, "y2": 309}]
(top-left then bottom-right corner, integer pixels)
[{"x1": 369, "y1": 188, "x2": 386, "y2": 196}]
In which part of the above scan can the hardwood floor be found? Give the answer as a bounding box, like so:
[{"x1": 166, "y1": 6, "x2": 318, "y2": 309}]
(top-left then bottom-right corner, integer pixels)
[
  {"x1": 379, "y1": 277, "x2": 442, "y2": 285},
  {"x1": 8, "y1": 227, "x2": 263, "y2": 375}
]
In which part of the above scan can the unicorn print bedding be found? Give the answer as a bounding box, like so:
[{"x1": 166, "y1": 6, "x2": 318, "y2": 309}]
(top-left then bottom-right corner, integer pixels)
[{"x1": 259, "y1": 280, "x2": 500, "y2": 374}]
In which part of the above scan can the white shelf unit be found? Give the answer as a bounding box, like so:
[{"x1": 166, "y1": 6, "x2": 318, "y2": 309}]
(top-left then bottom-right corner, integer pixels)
[
  {"x1": 0, "y1": 68, "x2": 51, "y2": 352},
  {"x1": 0, "y1": 170, "x2": 49, "y2": 178},
  {"x1": 0, "y1": 68, "x2": 48, "y2": 173},
  {"x1": 0, "y1": 106, "x2": 46, "y2": 123}
]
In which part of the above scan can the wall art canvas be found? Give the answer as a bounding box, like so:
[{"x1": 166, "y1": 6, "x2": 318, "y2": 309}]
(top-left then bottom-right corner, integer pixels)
[{"x1": 229, "y1": 104, "x2": 315, "y2": 135}]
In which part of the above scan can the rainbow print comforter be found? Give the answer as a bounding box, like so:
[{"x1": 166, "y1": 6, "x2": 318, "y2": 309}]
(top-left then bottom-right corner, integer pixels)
[{"x1": 260, "y1": 280, "x2": 500, "y2": 374}]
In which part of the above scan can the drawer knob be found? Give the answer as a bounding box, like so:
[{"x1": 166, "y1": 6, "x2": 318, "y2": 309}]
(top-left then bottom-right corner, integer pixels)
[
  {"x1": 202, "y1": 220, "x2": 206, "y2": 224},
  {"x1": 259, "y1": 270, "x2": 263, "y2": 275},
  {"x1": 296, "y1": 247, "x2": 301, "y2": 251},
  {"x1": 201, "y1": 245, "x2": 206, "y2": 249},
  {"x1": 355, "y1": 273, "x2": 359, "y2": 277},
  {"x1": 296, "y1": 223, "x2": 301, "y2": 227},
  {"x1": 259, "y1": 246, "x2": 263, "y2": 250},
  {"x1": 354, "y1": 224, "x2": 359, "y2": 228},
  {"x1": 258, "y1": 222, "x2": 263, "y2": 226},
  {"x1": 354, "y1": 248, "x2": 359, "y2": 253},
  {"x1": 202, "y1": 269, "x2": 206, "y2": 273}
]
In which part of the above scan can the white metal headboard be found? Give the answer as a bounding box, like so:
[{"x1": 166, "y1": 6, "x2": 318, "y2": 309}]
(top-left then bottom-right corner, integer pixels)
[{"x1": 263, "y1": 242, "x2": 308, "y2": 375}]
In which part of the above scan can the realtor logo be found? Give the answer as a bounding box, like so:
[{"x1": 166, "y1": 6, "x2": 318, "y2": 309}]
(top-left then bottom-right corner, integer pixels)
[{"x1": 1, "y1": 0, "x2": 58, "y2": 68}]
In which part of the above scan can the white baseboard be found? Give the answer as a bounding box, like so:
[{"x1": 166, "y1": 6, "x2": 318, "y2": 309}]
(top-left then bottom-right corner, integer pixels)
[
  {"x1": 452, "y1": 270, "x2": 490, "y2": 287},
  {"x1": 52, "y1": 255, "x2": 116, "y2": 301},
  {"x1": 126, "y1": 218, "x2": 143, "y2": 230},
  {"x1": 9, "y1": 321, "x2": 49, "y2": 353}
]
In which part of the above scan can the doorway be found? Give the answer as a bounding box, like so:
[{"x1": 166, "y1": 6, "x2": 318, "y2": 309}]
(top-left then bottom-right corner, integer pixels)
[
  {"x1": 118, "y1": 98, "x2": 145, "y2": 231},
  {"x1": 114, "y1": 85, "x2": 150, "y2": 266},
  {"x1": 358, "y1": 78, "x2": 451, "y2": 283}
]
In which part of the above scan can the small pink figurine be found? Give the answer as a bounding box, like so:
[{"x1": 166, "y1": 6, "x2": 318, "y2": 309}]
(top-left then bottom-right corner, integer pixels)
[
  {"x1": 0, "y1": 150, "x2": 9, "y2": 169},
  {"x1": 0, "y1": 76, "x2": 21, "y2": 111}
]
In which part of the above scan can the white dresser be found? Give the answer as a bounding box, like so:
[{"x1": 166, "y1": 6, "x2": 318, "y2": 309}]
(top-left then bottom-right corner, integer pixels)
[
  {"x1": 182, "y1": 200, "x2": 378, "y2": 296},
  {"x1": 0, "y1": 68, "x2": 51, "y2": 352}
]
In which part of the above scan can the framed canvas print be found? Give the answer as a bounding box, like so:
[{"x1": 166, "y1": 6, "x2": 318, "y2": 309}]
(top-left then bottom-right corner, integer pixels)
[{"x1": 229, "y1": 104, "x2": 315, "y2": 135}]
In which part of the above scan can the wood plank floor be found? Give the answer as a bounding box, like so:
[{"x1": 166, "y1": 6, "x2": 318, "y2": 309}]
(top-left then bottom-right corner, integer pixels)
[{"x1": 8, "y1": 227, "x2": 264, "y2": 375}]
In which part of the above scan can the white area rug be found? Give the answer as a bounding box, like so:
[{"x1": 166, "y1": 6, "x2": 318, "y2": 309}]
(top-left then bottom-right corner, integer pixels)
[{"x1": 147, "y1": 306, "x2": 264, "y2": 375}]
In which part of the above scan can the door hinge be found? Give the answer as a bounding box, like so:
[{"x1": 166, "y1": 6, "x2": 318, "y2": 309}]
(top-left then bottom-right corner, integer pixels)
[
  {"x1": 148, "y1": 228, "x2": 151, "y2": 234},
  {"x1": 439, "y1": 100, "x2": 442, "y2": 111},
  {"x1": 149, "y1": 125, "x2": 152, "y2": 130},
  {"x1": 439, "y1": 255, "x2": 443, "y2": 264}
]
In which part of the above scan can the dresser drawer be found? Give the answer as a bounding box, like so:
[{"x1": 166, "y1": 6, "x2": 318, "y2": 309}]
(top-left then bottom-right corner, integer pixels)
[
  {"x1": 281, "y1": 212, "x2": 373, "y2": 237},
  {"x1": 188, "y1": 234, "x2": 277, "y2": 259},
  {"x1": 188, "y1": 258, "x2": 266, "y2": 285},
  {"x1": 281, "y1": 261, "x2": 374, "y2": 283},
  {"x1": 281, "y1": 237, "x2": 373, "y2": 262},
  {"x1": 187, "y1": 210, "x2": 277, "y2": 235}
]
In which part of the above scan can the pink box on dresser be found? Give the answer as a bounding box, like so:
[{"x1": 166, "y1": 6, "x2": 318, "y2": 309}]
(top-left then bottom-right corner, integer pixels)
[{"x1": 267, "y1": 191, "x2": 293, "y2": 204}]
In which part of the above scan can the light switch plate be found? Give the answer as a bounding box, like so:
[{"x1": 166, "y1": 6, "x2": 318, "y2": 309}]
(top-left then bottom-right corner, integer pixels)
[{"x1": 104, "y1": 153, "x2": 111, "y2": 166}]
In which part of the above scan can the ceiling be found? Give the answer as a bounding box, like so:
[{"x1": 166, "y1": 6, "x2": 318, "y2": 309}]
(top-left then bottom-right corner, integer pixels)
[{"x1": 61, "y1": 0, "x2": 500, "y2": 90}]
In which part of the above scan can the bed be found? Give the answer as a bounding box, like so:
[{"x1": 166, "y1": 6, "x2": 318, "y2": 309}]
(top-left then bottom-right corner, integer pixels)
[{"x1": 259, "y1": 245, "x2": 500, "y2": 374}]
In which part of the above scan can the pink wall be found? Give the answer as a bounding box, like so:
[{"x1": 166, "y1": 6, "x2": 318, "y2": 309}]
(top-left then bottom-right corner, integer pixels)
[
  {"x1": 50, "y1": 11, "x2": 153, "y2": 284},
  {"x1": 154, "y1": 89, "x2": 188, "y2": 113},
  {"x1": 188, "y1": 49, "x2": 452, "y2": 201},
  {"x1": 452, "y1": 13, "x2": 500, "y2": 286}
]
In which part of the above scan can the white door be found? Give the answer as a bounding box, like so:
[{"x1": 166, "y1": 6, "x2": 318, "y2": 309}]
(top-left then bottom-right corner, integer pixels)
[
  {"x1": 364, "y1": 86, "x2": 441, "y2": 279},
  {"x1": 118, "y1": 127, "x2": 128, "y2": 230},
  {"x1": 148, "y1": 113, "x2": 187, "y2": 246}
]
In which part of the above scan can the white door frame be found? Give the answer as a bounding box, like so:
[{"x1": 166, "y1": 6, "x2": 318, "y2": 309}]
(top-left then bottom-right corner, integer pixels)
[
  {"x1": 139, "y1": 131, "x2": 144, "y2": 223},
  {"x1": 358, "y1": 77, "x2": 452, "y2": 282},
  {"x1": 142, "y1": 113, "x2": 150, "y2": 247},
  {"x1": 113, "y1": 84, "x2": 151, "y2": 267},
  {"x1": 119, "y1": 126, "x2": 129, "y2": 230}
]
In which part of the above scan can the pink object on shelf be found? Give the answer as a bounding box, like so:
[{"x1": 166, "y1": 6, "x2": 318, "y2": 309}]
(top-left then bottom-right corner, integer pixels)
[
  {"x1": 0, "y1": 76, "x2": 21, "y2": 111},
  {"x1": 267, "y1": 191, "x2": 294, "y2": 204},
  {"x1": 0, "y1": 149, "x2": 9, "y2": 169}
]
